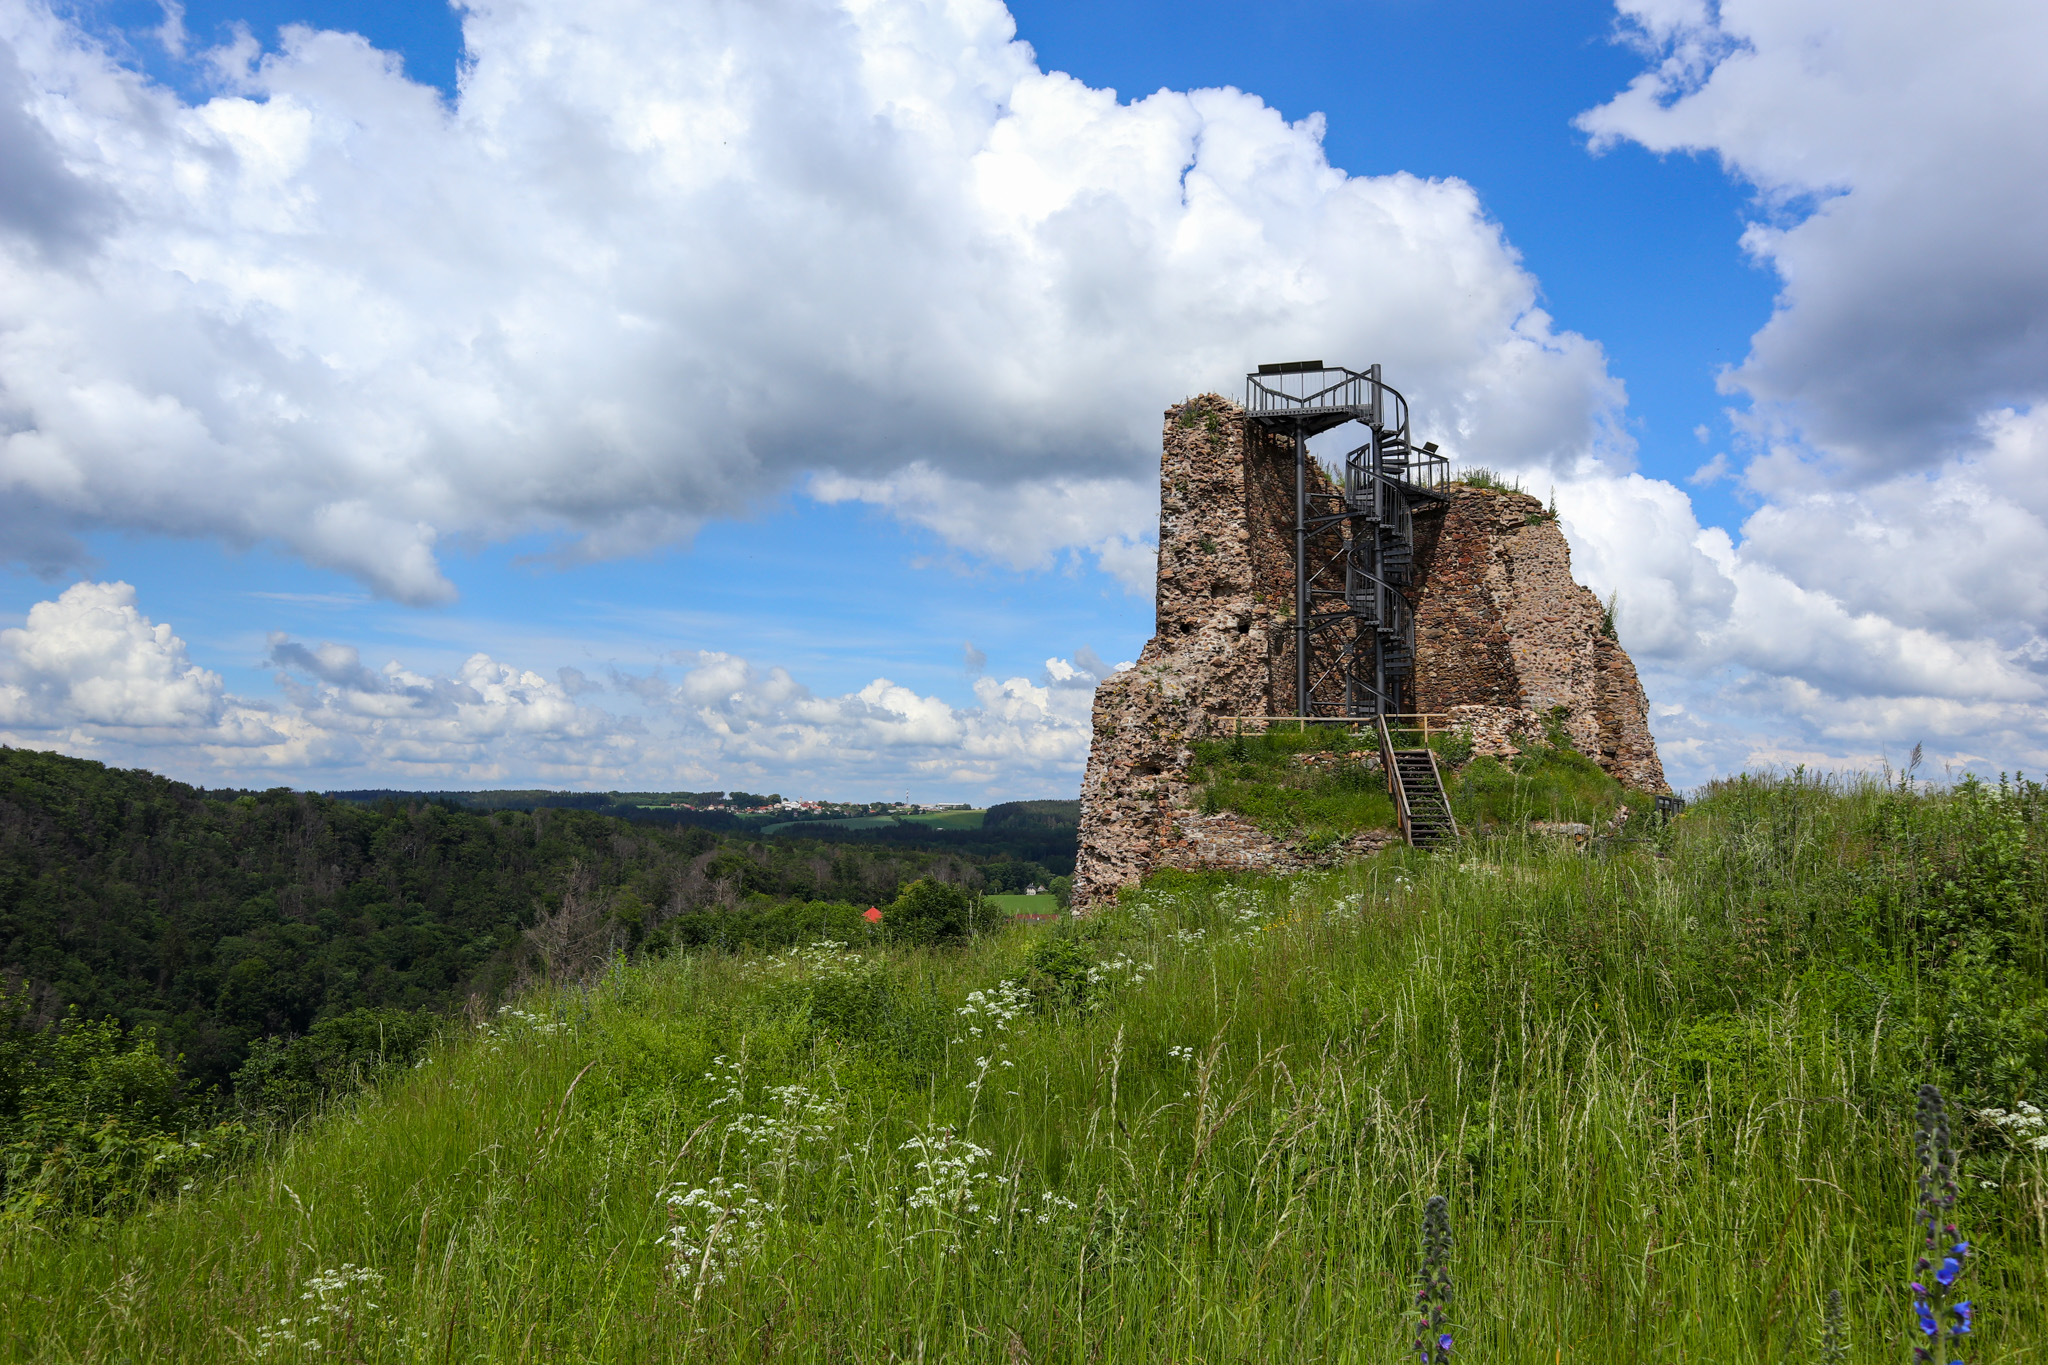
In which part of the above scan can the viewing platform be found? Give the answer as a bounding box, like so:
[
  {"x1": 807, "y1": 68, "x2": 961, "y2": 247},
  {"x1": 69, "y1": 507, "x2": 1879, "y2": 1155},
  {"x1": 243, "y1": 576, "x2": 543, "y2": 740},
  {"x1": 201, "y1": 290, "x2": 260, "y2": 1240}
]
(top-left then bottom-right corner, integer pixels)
[{"x1": 1244, "y1": 361, "x2": 1451, "y2": 497}]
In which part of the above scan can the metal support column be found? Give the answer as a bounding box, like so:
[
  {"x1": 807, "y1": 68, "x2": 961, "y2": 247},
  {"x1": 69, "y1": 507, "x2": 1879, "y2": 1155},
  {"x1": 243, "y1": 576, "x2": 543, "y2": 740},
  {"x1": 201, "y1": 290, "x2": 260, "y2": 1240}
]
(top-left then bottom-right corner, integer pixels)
[{"x1": 1293, "y1": 422, "x2": 1309, "y2": 718}]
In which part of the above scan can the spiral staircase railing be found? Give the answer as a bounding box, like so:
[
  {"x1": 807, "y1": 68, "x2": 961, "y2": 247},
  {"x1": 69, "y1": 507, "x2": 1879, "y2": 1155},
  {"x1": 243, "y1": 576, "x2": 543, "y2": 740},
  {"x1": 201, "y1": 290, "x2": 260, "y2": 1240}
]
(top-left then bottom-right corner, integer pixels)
[{"x1": 1246, "y1": 362, "x2": 1449, "y2": 720}]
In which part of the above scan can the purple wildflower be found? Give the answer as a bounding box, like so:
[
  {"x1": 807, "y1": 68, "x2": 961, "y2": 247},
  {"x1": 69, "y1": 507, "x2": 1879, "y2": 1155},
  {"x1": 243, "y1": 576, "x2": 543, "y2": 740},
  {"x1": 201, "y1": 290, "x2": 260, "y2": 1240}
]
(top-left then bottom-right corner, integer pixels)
[
  {"x1": 1413, "y1": 1195, "x2": 1454, "y2": 1365},
  {"x1": 1911, "y1": 1085, "x2": 1974, "y2": 1365}
]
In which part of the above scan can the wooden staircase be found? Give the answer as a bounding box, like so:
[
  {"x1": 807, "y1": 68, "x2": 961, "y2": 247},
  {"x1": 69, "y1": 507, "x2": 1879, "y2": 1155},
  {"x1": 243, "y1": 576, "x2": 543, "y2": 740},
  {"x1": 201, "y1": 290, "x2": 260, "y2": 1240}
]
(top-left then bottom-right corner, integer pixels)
[{"x1": 1377, "y1": 715, "x2": 1459, "y2": 849}]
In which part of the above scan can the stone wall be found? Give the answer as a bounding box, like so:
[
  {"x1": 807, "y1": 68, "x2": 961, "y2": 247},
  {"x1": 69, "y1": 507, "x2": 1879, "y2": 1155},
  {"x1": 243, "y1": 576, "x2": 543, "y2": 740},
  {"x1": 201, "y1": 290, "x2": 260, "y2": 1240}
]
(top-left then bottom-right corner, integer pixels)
[
  {"x1": 1409, "y1": 487, "x2": 1667, "y2": 792},
  {"x1": 1073, "y1": 404, "x2": 1668, "y2": 908},
  {"x1": 1074, "y1": 395, "x2": 1290, "y2": 907}
]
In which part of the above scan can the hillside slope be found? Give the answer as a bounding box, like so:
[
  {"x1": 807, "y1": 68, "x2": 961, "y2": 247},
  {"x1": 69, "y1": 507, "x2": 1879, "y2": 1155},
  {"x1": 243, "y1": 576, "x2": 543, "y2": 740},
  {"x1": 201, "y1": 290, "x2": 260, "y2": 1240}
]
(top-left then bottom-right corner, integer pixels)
[
  {"x1": 4, "y1": 771, "x2": 2044, "y2": 1360},
  {"x1": 0, "y1": 749, "x2": 1067, "y2": 1085}
]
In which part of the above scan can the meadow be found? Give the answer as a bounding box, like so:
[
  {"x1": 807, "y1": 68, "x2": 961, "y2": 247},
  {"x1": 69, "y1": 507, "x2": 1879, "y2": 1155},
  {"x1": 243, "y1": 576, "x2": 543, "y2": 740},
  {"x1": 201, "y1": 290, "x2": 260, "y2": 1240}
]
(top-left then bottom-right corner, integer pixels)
[{"x1": 3, "y1": 770, "x2": 2045, "y2": 1362}]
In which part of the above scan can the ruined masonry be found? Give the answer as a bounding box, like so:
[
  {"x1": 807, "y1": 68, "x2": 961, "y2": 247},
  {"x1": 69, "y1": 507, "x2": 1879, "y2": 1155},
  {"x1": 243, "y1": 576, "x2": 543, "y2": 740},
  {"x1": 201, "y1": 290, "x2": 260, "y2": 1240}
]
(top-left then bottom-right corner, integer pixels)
[{"x1": 1073, "y1": 393, "x2": 1668, "y2": 908}]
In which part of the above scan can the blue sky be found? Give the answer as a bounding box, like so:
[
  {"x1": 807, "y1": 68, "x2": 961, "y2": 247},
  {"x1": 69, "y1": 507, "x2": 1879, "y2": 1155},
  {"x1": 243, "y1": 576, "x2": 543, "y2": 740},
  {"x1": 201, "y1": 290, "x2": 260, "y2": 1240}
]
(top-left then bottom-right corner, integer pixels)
[{"x1": 3, "y1": 0, "x2": 2044, "y2": 798}]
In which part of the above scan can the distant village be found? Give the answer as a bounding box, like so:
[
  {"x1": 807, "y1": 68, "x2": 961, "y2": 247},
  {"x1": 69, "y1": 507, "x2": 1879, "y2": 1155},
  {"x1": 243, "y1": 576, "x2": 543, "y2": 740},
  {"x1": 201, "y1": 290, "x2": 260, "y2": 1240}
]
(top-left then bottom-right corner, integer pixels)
[{"x1": 644, "y1": 793, "x2": 975, "y2": 817}]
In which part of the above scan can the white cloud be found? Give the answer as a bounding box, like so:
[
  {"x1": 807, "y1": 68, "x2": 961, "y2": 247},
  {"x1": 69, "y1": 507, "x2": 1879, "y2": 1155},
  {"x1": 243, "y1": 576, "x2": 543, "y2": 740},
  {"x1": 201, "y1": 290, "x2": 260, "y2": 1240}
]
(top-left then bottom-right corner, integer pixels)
[
  {"x1": 1533, "y1": 0, "x2": 2048, "y2": 787},
  {"x1": 0, "y1": 580, "x2": 223, "y2": 728},
  {"x1": 630, "y1": 649, "x2": 1097, "y2": 787},
  {"x1": 9, "y1": 0, "x2": 2043, "y2": 795},
  {"x1": 0, "y1": 0, "x2": 1619, "y2": 601},
  {"x1": 0, "y1": 582, "x2": 1098, "y2": 795},
  {"x1": 1580, "y1": 0, "x2": 2048, "y2": 472},
  {"x1": 1547, "y1": 453, "x2": 2048, "y2": 787}
]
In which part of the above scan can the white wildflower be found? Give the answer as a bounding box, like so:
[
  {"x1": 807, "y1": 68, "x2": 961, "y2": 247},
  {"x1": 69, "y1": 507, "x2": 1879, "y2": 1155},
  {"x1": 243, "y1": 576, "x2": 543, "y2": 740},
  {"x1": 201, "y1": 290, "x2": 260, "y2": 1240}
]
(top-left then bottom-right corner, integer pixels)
[
  {"x1": 657, "y1": 1177, "x2": 773, "y2": 1291},
  {"x1": 494, "y1": 1004, "x2": 569, "y2": 1035},
  {"x1": 253, "y1": 1264, "x2": 384, "y2": 1357},
  {"x1": 895, "y1": 1126, "x2": 1004, "y2": 1216},
  {"x1": 956, "y1": 981, "x2": 1032, "y2": 1033},
  {"x1": 1983, "y1": 1101, "x2": 2048, "y2": 1151},
  {"x1": 725, "y1": 1083, "x2": 844, "y2": 1169},
  {"x1": 743, "y1": 940, "x2": 865, "y2": 979}
]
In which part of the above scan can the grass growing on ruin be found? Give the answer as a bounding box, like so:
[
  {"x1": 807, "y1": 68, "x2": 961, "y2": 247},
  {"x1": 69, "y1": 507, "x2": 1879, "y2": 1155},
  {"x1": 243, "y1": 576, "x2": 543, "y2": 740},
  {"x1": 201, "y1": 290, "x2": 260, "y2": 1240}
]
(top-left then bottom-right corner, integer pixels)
[
  {"x1": 1190, "y1": 724, "x2": 1649, "y2": 839},
  {"x1": 1453, "y1": 744, "x2": 1656, "y2": 831},
  {"x1": 1189, "y1": 726, "x2": 1398, "y2": 838},
  {"x1": 6, "y1": 772, "x2": 2048, "y2": 1362}
]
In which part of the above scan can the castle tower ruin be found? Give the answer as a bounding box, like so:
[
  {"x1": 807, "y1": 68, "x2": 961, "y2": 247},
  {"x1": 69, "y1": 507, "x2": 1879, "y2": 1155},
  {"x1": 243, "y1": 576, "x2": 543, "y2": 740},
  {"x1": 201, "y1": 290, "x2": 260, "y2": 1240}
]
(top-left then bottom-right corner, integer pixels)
[{"x1": 1073, "y1": 381, "x2": 1667, "y2": 908}]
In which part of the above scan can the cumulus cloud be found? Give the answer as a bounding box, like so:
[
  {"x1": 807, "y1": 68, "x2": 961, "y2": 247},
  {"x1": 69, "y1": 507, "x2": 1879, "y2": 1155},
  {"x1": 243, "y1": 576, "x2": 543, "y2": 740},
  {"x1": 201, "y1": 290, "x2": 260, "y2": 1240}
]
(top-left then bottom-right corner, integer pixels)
[
  {"x1": 1580, "y1": 0, "x2": 2048, "y2": 473},
  {"x1": 626, "y1": 649, "x2": 1096, "y2": 787},
  {"x1": 10, "y1": 0, "x2": 2042, "y2": 795},
  {"x1": 0, "y1": 0, "x2": 1619, "y2": 601},
  {"x1": 1527, "y1": 0, "x2": 2048, "y2": 786},
  {"x1": 1550, "y1": 452, "x2": 2048, "y2": 786},
  {"x1": 0, "y1": 582, "x2": 1097, "y2": 793},
  {"x1": 0, "y1": 580, "x2": 223, "y2": 729}
]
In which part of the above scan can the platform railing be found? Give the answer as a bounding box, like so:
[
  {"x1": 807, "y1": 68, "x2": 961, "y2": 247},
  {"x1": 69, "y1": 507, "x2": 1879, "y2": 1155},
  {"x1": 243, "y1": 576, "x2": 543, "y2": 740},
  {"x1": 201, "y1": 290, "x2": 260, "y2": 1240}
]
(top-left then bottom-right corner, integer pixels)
[{"x1": 1244, "y1": 364, "x2": 1410, "y2": 434}]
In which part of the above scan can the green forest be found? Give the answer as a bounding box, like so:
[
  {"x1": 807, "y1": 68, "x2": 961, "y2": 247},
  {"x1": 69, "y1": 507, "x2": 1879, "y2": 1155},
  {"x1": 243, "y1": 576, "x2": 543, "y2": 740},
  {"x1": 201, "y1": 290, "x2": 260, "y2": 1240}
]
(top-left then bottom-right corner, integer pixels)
[{"x1": 0, "y1": 747, "x2": 1075, "y2": 1090}]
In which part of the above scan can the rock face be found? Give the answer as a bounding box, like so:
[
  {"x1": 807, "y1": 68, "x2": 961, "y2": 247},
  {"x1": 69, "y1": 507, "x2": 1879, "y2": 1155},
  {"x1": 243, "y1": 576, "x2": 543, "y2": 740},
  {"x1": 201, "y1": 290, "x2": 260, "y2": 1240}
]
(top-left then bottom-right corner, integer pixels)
[{"x1": 1073, "y1": 401, "x2": 1668, "y2": 908}]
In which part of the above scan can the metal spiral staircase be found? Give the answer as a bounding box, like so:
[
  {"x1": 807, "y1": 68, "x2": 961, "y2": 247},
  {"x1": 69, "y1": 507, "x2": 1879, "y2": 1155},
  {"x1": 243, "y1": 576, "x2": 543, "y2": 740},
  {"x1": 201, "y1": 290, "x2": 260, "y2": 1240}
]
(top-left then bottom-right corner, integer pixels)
[{"x1": 1244, "y1": 362, "x2": 1451, "y2": 719}]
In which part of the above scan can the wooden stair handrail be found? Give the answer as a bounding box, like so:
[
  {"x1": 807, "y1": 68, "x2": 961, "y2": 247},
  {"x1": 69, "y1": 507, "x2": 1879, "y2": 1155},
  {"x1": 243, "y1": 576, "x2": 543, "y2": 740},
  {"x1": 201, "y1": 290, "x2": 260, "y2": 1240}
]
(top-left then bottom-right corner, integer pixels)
[
  {"x1": 1377, "y1": 713, "x2": 1459, "y2": 849},
  {"x1": 1376, "y1": 714, "x2": 1415, "y2": 845},
  {"x1": 1422, "y1": 746, "x2": 1461, "y2": 844}
]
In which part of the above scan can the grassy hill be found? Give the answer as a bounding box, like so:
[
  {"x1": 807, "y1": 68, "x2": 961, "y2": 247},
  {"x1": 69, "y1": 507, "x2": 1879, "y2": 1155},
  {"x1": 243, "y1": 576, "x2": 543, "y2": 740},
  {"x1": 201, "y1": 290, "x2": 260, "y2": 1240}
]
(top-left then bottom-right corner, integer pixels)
[{"x1": 3, "y1": 771, "x2": 2046, "y2": 1360}]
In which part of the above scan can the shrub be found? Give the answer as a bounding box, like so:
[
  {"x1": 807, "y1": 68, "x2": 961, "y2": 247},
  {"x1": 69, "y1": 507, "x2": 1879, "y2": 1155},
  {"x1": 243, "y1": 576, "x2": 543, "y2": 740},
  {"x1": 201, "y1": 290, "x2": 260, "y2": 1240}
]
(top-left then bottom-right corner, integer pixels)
[
  {"x1": 1430, "y1": 728, "x2": 1475, "y2": 770},
  {"x1": 231, "y1": 1007, "x2": 441, "y2": 1121},
  {"x1": 659, "y1": 899, "x2": 881, "y2": 954},
  {"x1": 0, "y1": 989, "x2": 242, "y2": 1226},
  {"x1": 887, "y1": 879, "x2": 973, "y2": 946},
  {"x1": 1022, "y1": 933, "x2": 1095, "y2": 1010}
]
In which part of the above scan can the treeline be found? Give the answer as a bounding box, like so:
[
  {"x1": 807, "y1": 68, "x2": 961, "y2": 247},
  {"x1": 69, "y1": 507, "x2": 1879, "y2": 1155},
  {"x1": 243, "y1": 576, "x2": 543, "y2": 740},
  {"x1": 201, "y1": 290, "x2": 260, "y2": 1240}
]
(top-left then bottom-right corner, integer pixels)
[
  {"x1": 329, "y1": 788, "x2": 782, "y2": 811},
  {"x1": 0, "y1": 874, "x2": 986, "y2": 1225},
  {"x1": 0, "y1": 748, "x2": 1071, "y2": 1090},
  {"x1": 771, "y1": 818, "x2": 1077, "y2": 887},
  {"x1": 984, "y1": 799, "x2": 1079, "y2": 829},
  {"x1": 327, "y1": 788, "x2": 784, "y2": 832}
]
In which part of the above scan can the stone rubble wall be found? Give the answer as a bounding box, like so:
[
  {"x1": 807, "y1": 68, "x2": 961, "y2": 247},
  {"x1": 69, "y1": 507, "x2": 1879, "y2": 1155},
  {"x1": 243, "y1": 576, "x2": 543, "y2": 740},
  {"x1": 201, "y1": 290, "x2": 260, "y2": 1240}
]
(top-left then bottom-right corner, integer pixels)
[
  {"x1": 1075, "y1": 406, "x2": 1669, "y2": 909},
  {"x1": 1074, "y1": 395, "x2": 1285, "y2": 907},
  {"x1": 1442, "y1": 704, "x2": 1549, "y2": 759},
  {"x1": 1410, "y1": 487, "x2": 1669, "y2": 793},
  {"x1": 1159, "y1": 813, "x2": 1397, "y2": 875}
]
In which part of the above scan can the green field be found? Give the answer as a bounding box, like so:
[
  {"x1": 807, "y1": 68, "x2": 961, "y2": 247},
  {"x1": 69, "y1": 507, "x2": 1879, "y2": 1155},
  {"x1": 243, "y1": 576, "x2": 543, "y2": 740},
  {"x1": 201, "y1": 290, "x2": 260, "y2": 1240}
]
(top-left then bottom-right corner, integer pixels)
[
  {"x1": 985, "y1": 892, "x2": 1061, "y2": 915},
  {"x1": 4, "y1": 772, "x2": 2046, "y2": 1360}
]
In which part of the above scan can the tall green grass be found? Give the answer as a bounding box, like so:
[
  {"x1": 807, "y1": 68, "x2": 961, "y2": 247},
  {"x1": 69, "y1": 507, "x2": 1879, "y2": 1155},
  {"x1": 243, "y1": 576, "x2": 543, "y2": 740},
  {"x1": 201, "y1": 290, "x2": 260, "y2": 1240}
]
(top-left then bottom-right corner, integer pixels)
[{"x1": 5, "y1": 772, "x2": 2046, "y2": 1362}]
